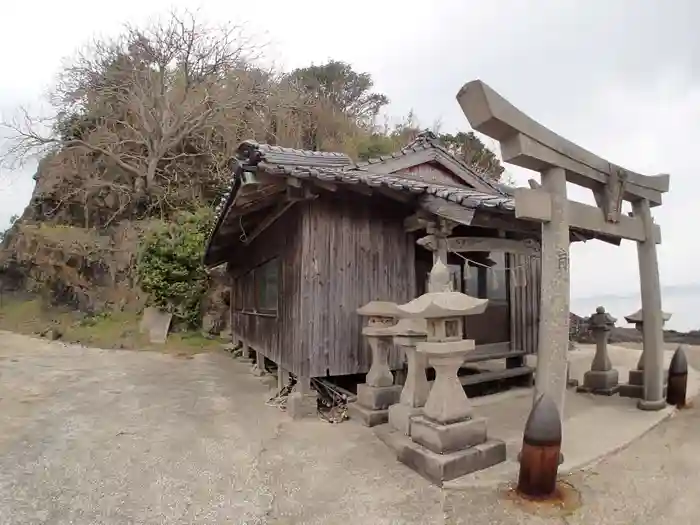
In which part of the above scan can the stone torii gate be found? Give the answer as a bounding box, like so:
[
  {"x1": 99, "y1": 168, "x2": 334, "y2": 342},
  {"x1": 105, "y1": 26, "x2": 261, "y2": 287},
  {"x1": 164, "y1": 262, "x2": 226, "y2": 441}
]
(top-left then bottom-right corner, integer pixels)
[{"x1": 457, "y1": 80, "x2": 670, "y2": 416}]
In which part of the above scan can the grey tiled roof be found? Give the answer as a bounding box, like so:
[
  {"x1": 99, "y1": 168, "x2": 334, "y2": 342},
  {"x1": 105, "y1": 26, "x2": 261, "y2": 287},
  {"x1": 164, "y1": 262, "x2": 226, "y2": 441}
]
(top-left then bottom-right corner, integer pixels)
[
  {"x1": 256, "y1": 161, "x2": 516, "y2": 212},
  {"x1": 237, "y1": 132, "x2": 508, "y2": 196},
  {"x1": 233, "y1": 137, "x2": 514, "y2": 212},
  {"x1": 237, "y1": 140, "x2": 353, "y2": 169}
]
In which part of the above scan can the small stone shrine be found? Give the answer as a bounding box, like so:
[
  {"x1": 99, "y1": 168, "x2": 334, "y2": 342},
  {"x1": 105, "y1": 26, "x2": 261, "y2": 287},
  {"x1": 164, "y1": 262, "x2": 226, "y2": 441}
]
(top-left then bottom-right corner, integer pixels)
[
  {"x1": 347, "y1": 301, "x2": 402, "y2": 427},
  {"x1": 577, "y1": 306, "x2": 619, "y2": 395},
  {"x1": 393, "y1": 259, "x2": 506, "y2": 485},
  {"x1": 619, "y1": 308, "x2": 672, "y2": 399}
]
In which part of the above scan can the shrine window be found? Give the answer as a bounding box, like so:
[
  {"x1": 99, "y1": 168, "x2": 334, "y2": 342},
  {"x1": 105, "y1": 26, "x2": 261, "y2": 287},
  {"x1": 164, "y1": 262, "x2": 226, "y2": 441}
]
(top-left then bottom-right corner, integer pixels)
[
  {"x1": 254, "y1": 258, "x2": 279, "y2": 314},
  {"x1": 234, "y1": 258, "x2": 280, "y2": 316}
]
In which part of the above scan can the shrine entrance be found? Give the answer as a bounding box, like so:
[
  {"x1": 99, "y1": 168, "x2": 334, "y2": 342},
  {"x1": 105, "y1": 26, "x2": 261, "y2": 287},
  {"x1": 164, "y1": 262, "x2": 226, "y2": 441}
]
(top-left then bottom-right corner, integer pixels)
[{"x1": 415, "y1": 244, "x2": 511, "y2": 349}]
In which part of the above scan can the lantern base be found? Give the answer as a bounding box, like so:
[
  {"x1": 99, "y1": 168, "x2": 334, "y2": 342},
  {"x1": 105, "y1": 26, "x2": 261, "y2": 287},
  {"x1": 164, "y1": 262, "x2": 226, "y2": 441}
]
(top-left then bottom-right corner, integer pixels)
[
  {"x1": 357, "y1": 383, "x2": 402, "y2": 410},
  {"x1": 347, "y1": 402, "x2": 389, "y2": 427},
  {"x1": 411, "y1": 415, "x2": 488, "y2": 454},
  {"x1": 577, "y1": 369, "x2": 619, "y2": 396},
  {"x1": 388, "y1": 403, "x2": 423, "y2": 436},
  {"x1": 399, "y1": 437, "x2": 506, "y2": 486}
]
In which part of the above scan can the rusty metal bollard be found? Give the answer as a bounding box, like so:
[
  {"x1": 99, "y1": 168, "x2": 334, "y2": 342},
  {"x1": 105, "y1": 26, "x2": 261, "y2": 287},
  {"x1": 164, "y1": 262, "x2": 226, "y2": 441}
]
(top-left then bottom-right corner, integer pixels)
[
  {"x1": 667, "y1": 345, "x2": 688, "y2": 408},
  {"x1": 517, "y1": 394, "x2": 562, "y2": 499}
]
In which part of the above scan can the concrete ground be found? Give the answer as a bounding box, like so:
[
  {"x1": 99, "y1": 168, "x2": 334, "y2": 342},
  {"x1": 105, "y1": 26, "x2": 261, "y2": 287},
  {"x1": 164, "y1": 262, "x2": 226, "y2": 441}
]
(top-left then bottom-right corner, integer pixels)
[
  {"x1": 0, "y1": 332, "x2": 442, "y2": 524},
  {"x1": 446, "y1": 342, "x2": 699, "y2": 488},
  {"x1": 1, "y1": 331, "x2": 699, "y2": 524}
]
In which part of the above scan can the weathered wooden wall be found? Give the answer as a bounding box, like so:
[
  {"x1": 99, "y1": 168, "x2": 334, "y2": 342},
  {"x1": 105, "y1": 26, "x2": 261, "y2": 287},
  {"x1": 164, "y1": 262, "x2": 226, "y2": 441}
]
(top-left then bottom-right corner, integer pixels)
[
  {"x1": 509, "y1": 253, "x2": 541, "y2": 354},
  {"x1": 395, "y1": 163, "x2": 467, "y2": 188},
  {"x1": 229, "y1": 205, "x2": 303, "y2": 372},
  {"x1": 300, "y1": 193, "x2": 416, "y2": 377}
]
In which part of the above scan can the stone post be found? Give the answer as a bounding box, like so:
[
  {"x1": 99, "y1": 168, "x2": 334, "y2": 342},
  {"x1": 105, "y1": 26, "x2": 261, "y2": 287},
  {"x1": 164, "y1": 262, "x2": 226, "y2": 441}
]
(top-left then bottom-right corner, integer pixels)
[
  {"x1": 534, "y1": 167, "x2": 570, "y2": 422},
  {"x1": 239, "y1": 341, "x2": 254, "y2": 364},
  {"x1": 347, "y1": 301, "x2": 401, "y2": 427},
  {"x1": 287, "y1": 375, "x2": 318, "y2": 420},
  {"x1": 278, "y1": 367, "x2": 291, "y2": 392},
  {"x1": 619, "y1": 308, "x2": 671, "y2": 400},
  {"x1": 634, "y1": 199, "x2": 666, "y2": 411},
  {"x1": 251, "y1": 350, "x2": 267, "y2": 376},
  {"x1": 394, "y1": 259, "x2": 506, "y2": 485},
  {"x1": 388, "y1": 318, "x2": 429, "y2": 435},
  {"x1": 577, "y1": 306, "x2": 619, "y2": 395}
]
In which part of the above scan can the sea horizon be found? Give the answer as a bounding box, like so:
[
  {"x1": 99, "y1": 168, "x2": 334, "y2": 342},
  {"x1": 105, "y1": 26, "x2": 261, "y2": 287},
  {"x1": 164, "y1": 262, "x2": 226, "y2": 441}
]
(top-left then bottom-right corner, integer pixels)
[{"x1": 572, "y1": 283, "x2": 699, "y2": 332}]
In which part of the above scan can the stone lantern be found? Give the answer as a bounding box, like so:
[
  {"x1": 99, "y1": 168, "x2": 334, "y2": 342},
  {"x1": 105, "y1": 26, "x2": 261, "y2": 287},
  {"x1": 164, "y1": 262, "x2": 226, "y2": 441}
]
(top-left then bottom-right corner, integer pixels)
[
  {"x1": 577, "y1": 306, "x2": 619, "y2": 395},
  {"x1": 347, "y1": 301, "x2": 401, "y2": 427},
  {"x1": 393, "y1": 259, "x2": 506, "y2": 485},
  {"x1": 619, "y1": 308, "x2": 672, "y2": 399},
  {"x1": 387, "y1": 317, "x2": 428, "y2": 436},
  {"x1": 624, "y1": 309, "x2": 672, "y2": 370}
]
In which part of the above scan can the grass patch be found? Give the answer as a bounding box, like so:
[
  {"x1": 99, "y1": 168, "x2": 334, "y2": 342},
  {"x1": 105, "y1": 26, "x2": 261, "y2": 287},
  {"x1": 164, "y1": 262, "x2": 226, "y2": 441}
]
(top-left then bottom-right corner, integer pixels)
[{"x1": 0, "y1": 295, "x2": 224, "y2": 355}]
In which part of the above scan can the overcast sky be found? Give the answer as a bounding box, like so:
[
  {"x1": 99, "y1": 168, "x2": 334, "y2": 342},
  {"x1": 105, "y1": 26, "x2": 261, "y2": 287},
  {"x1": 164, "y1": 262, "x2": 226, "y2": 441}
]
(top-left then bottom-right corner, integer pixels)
[{"x1": 1, "y1": 0, "x2": 698, "y2": 303}]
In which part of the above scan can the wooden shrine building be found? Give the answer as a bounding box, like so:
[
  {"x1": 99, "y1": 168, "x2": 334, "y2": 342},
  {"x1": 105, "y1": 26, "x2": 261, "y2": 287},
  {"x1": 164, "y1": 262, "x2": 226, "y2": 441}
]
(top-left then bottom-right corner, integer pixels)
[{"x1": 204, "y1": 120, "x2": 645, "y2": 388}]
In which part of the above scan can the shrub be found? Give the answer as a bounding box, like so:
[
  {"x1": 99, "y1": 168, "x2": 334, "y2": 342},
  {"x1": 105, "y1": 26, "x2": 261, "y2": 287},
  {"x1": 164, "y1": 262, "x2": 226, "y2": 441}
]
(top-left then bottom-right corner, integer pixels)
[{"x1": 136, "y1": 208, "x2": 215, "y2": 329}]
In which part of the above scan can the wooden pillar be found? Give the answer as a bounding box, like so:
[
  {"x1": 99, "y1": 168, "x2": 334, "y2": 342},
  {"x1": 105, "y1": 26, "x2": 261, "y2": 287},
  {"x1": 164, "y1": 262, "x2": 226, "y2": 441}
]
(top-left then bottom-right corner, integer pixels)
[
  {"x1": 534, "y1": 167, "x2": 570, "y2": 419},
  {"x1": 634, "y1": 199, "x2": 665, "y2": 410}
]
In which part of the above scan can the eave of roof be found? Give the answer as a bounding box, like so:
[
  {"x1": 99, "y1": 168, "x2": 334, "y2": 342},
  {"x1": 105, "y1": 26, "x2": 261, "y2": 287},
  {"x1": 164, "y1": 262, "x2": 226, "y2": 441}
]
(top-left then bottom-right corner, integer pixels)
[{"x1": 203, "y1": 138, "x2": 619, "y2": 268}]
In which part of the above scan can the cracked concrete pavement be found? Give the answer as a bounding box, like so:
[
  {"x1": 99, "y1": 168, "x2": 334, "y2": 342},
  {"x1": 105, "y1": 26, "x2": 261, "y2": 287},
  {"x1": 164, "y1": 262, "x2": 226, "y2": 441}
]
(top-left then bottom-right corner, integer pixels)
[{"x1": 1, "y1": 331, "x2": 699, "y2": 524}]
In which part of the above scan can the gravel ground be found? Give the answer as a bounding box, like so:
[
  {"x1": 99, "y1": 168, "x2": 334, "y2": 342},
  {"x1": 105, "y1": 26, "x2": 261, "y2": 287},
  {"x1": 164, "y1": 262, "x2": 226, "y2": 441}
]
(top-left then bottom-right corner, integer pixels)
[
  {"x1": 0, "y1": 332, "x2": 441, "y2": 524},
  {"x1": 1, "y1": 331, "x2": 698, "y2": 524}
]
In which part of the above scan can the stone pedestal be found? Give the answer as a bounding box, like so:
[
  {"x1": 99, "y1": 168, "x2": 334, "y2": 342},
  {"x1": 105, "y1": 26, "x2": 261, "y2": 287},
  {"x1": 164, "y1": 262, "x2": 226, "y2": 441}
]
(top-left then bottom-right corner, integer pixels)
[
  {"x1": 238, "y1": 341, "x2": 254, "y2": 364},
  {"x1": 349, "y1": 301, "x2": 400, "y2": 427},
  {"x1": 388, "y1": 318, "x2": 429, "y2": 435},
  {"x1": 619, "y1": 309, "x2": 671, "y2": 399},
  {"x1": 287, "y1": 377, "x2": 318, "y2": 420},
  {"x1": 388, "y1": 404, "x2": 424, "y2": 436},
  {"x1": 278, "y1": 367, "x2": 291, "y2": 391},
  {"x1": 577, "y1": 307, "x2": 620, "y2": 395},
  {"x1": 619, "y1": 369, "x2": 667, "y2": 399},
  {"x1": 399, "y1": 340, "x2": 506, "y2": 484},
  {"x1": 348, "y1": 383, "x2": 402, "y2": 427},
  {"x1": 251, "y1": 350, "x2": 267, "y2": 376},
  {"x1": 287, "y1": 392, "x2": 318, "y2": 419}
]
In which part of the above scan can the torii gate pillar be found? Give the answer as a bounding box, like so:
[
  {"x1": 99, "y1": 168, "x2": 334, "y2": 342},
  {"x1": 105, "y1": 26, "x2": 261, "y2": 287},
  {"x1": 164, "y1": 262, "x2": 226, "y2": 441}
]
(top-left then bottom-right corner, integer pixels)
[{"x1": 533, "y1": 167, "x2": 570, "y2": 416}]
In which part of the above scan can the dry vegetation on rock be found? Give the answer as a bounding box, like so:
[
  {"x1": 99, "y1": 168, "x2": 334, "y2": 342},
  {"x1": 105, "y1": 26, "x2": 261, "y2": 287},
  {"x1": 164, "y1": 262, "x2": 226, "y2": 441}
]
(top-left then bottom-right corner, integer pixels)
[{"x1": 0, "y1": 9, "x2": 504, "y2": 338}]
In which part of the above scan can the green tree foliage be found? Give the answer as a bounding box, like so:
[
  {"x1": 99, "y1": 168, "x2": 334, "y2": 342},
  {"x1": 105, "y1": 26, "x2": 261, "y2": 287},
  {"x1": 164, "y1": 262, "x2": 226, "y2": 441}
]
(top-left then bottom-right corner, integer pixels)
[
  {"x1": 289, "y1": 60, "x2": 389, "y2": 125},
  {"x1": 356, "y1": 111, "x2": 422, "y2": 160},
  {"x1": 437, "y1": 131, "x2": 504, "y2": 179},
  {"x1": 136, "y1": 209, "x2": 215, "y2": 328}
]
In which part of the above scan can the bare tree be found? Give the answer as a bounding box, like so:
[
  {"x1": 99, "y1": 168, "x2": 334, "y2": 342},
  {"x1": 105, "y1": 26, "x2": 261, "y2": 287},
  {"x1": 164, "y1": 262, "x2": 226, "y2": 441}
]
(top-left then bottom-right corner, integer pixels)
[{"x1": 1, "y1": 10, "x2": 268, "y2": 202}]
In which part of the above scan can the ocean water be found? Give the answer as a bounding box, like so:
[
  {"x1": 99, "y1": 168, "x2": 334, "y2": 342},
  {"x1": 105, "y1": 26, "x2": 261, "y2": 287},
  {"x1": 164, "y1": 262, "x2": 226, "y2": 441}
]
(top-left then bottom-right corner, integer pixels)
[{"x1": 571, "y1": 285, "x2": 700, "y2": 332}]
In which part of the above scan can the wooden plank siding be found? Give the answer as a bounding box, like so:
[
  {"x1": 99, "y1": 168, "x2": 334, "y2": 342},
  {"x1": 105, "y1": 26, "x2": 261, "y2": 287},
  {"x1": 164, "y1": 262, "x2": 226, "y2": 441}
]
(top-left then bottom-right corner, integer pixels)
[
  {"x1": 228, "y1": 205, "x2": 303, "y2": 373},
  {"x1": 509, "y1": 253, "x2": 541, "y2": 354},
  {"x1": 300, "y1": 193, "x2": 416, "y2": 377},
  {"x1": 395, "y1": 163, "x2": 470, "y2": 188}
]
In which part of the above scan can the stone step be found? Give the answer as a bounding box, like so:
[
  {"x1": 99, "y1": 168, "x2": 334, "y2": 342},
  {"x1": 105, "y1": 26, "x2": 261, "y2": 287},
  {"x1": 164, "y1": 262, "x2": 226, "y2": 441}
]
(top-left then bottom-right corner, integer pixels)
[
  {"x1": 462, "y1": 348, "x2": 526, "y2": 364},
  {"x1": 458, "y1": 366, "x2": 534, "y2": 387}
]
